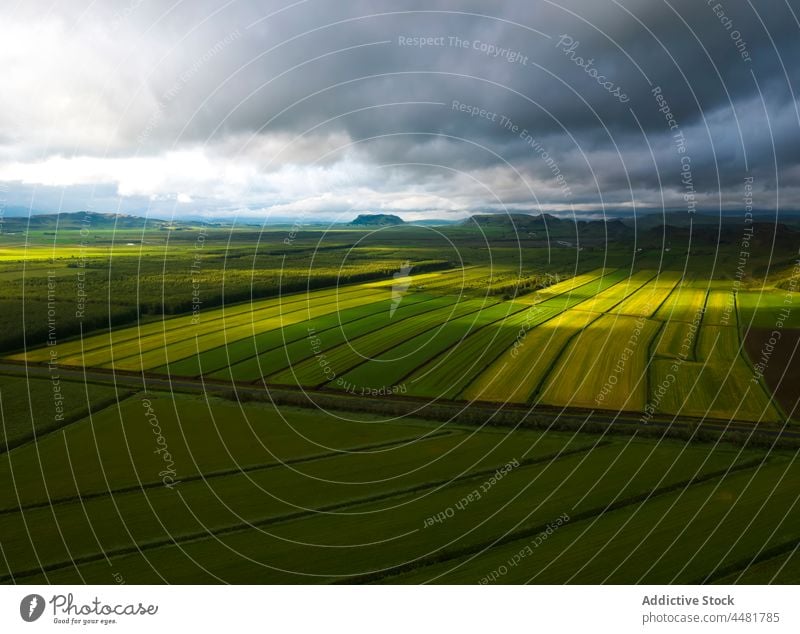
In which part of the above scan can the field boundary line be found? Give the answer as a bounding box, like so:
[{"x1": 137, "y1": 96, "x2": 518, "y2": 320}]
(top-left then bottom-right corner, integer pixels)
[
  {"x1": 180, "y1": 293, "x2": 445, "y2": 379},
  {"x1": 0, "y1": 441, "x2": 606, "y2": 582},
  {"x1": 284, "y1": 297, "x2": 504, "y2": 389},
  {"x1": 450, "y1": 269, "x2": 632, "y2": 399},
  {"x1": 339, "y1": 455, "x2": 770, "y2": 584},
  {"x1": 0, "y1": 388, "x2": 137, "y2": 456},
  {"x1": 525, "y1": 271, "x2": 658, "y2": 403},
  {"x1": 691, "y1": 536, "x2": 800, "y2": 584},
  {"x1": 0, "y1": 430, "x2": 459, "y2": 516}
]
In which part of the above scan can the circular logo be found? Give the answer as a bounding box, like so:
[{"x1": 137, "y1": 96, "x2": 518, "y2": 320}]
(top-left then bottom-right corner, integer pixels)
[{"x1": 20, "y1": 594, "x2": 45, "y2": 622}]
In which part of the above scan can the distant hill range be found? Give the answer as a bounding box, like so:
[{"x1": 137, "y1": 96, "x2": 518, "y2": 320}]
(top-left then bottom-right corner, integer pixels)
[
  {"x1": 462, "y1": 212, "x2": 800, "y2": 250},
  {"x1": 0, "y1": 211, "x2": 183, "y2": 232},
  {"x1": 349, "y1": 213, "x2": 405, "y2": 227}
]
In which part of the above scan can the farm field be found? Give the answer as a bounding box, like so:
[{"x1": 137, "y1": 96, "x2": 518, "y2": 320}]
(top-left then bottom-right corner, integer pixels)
[
  {"x1": 0, "y1": 374, "x2": 130, "y2": 450},
  {"x1": 3, "y1": 390, "x2": 791, "y2": 584},
  {"x1": 5, "y1": 264, "x2": 792, "y2": 424},
  {"x1": 1, "y1": 220, "x2": 799, "y2": 587},
  {"x1": 389, "y1": 458, "x2": 800, "y2": 584}
]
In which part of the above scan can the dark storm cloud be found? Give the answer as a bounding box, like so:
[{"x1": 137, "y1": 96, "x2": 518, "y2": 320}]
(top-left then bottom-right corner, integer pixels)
[{"x1": 1, "y1": 0, "x2": 799, "y2": 216}]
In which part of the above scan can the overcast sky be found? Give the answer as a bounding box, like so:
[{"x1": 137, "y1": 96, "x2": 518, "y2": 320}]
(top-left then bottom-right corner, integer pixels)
[{"x1": 1, "y1": 0, "x2": 799, "y2": 221}]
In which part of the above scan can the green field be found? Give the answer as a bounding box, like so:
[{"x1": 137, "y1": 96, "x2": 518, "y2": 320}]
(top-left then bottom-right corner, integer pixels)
[
  {"x1": 2, "y1": 219, "x2": 799, "y2": 585},
  {"x1": 6, "y1": 259, "x2": 792, "y2": 423},
  {"x1": 2, "y1": 391, "x2": 794, "y2": 584}
]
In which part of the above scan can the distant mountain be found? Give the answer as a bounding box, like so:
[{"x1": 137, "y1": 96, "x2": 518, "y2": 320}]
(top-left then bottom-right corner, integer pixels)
[
  {"x1": 462, "y1": 213, "x2": 635, "y2": 245},
  {"x1": 466, "y1": 213, "x2": 563, "y2": 230},
  {"x1": 349, "y1": 214, "x2": 405, "y2": 227},
  {"x1": 642, "y1": 221, "x2": 799, "y2": 251},
  {"x1": 1, "y1": 211, "x2": 177, "y2": 232}
]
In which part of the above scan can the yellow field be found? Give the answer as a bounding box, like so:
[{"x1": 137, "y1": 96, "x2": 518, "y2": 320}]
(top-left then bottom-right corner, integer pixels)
[
  {"x1": 511, "y1": 268, "x2": 609, "y2": 305},
  {"x1": 462, "y1": 309, "x2": 601, "y2": 403},
  {"x1": 653, "y1": 321, "x2": 699, "y2": 360},
  {"x1": 654, "y1": 286, "x2": 707, "y2": 323},
  {"x1": 696, "y1": 326, "x2": 741, "y2": 361},
  {"x1": 703, "y1": 290, "x2": 736, "y2": 325},
  {"x1": 611, "y1": 271, "x2": 682, "y2": 317},
  {"x1": 539, "y1": 314, "x2": 661, "y2": 411},
  {"x1": 571, "y1": 270, "x2": 654, "y2": 313}
]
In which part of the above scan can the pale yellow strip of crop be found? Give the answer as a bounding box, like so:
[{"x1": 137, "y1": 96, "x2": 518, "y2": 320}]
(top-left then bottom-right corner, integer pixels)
[
  {"x1": 462, "y1": 309, "x2": 601, "y2": 404},
  {"x1": 654, "y1": 286, "x2": 707, "y2": 323},
  {"x1": 610, "y1": 271, "x2": 682, "y2": 317},
  {"x1": 703, "y1": 290, "x2": 735, "y2": 325},
  {"x1": 511, "y1": 268, "x2": 610, "y2": 306},
  {"x1": 13, "y1": 280, "x2": 393, "y2": 363},
  {"x1": 538, "y1": 314, "x2": 661, "y2": 411},
  {"x1": 570, "y1": 270, "x2": 654, "y2": 313}
]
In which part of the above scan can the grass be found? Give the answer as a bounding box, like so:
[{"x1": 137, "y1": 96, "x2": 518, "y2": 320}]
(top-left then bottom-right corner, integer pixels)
[
  {"x1": 697, "y1": 326, "x2": 742, "y2": 360},
  {"x1": 268, "y1": 298, "x2": 497, "y2": 387},
  {"x1": 570, "y1": 270, "x2": 654, "y2": 313},
  {"x1": 17, "y1": 436, "x2": 767, "y2": 583},
  {"x1": 333, "y1": 300, "x2": 531, "y2": 392},
  {"x1": 404, "y1": 304, "x2": 564, "y2": 400},
  {"x1": 0, "y1": 375, "x2": 129, "y2": 451},
  {"x1": 653, "y1": 321, "x2": 699, "y2": 360},
  {"x1": 463, "y1": 309, "x2": 602, "y2": 404},
  {"x1": 609, "y1": 271, "x2": 682, "y2": 317},
  {"x1": 737, "y1": 289, "x2": 800, "y2": 328},
  {"x1": 391, "y1": 458, "x2": 798, "y2": 584},
  {"x1": 0, "y1": 393, "x2": 443, "y2": 510},
  {"x1": 650, "y1": 358, "x2": 782, "y2": 422},
  {"x1": 0, "y1": 420, "x2": 590, "y2": 580},
  {"x1": 654, "y1": 285, "x2": 707, "y2": 323},
  {"x1": 213, "y1": 295, "x2": 461, "y2": 383}
]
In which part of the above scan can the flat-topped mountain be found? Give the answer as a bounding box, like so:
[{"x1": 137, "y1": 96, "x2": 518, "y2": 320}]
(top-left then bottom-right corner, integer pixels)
[{"x1": 349, "y1": 214, "x2": 405, "y2": 227}]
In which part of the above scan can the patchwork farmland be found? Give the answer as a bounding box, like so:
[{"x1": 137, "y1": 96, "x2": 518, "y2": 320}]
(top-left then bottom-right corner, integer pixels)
[
  {"x1": 3, "y1": 254, "x2": 799, "y2": 585},
  {"x1": 10, "y1": 265, "x2": 793, "y2": 425}
]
